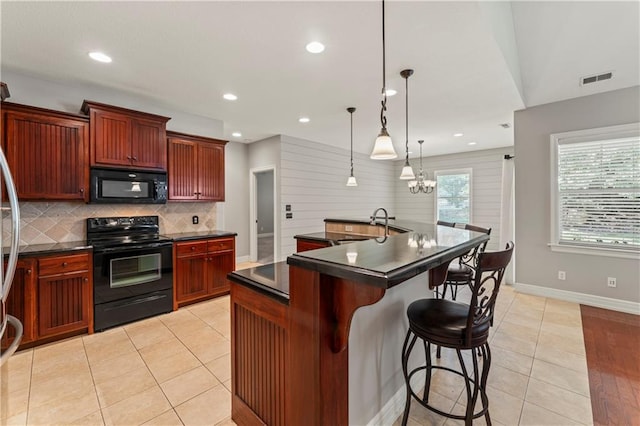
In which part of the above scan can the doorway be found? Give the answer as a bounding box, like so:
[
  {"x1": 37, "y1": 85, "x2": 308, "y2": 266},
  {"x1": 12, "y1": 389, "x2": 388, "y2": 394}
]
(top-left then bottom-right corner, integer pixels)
[{"x1": 250, "y1": 167, "x2": 276, "y2": 264}]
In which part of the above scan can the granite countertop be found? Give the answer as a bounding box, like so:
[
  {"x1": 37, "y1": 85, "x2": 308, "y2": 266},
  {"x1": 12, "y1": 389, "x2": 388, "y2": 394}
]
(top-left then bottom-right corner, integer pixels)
[
  {"x1": 228, "y1": 262, "x2": 289, "y2": 304},
  {"x1": 289, "y1": 220, "x2": 489, "y2": 288},
  {"x1": 163, "y1": 230, "x2": 237, "y2": 241},
  {"x1": 293, "y1": 232, "x2": 371, "y2": 245},
  {"x1": 6, "y1": 241, "x2": 93, "y2": 257}
]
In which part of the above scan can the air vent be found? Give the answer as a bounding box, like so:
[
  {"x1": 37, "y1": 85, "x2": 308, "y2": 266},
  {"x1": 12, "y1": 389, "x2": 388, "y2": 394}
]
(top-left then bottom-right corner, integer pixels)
[{"x1": 581, "y1": 71, "x2": 613, "y2": 86}]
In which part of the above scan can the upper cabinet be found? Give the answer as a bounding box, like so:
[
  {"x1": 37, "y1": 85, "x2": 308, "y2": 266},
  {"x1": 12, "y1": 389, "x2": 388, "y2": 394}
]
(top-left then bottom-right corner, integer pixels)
[
  {"x1": 2, "y1": 103, "x2": 90, "y2": 201},
  {"x1": 81, "y1": 101, "x2": 170, "y2": 171},
  {"x1": 168, "y1": 131, "x2": 226, "y2": 201}
]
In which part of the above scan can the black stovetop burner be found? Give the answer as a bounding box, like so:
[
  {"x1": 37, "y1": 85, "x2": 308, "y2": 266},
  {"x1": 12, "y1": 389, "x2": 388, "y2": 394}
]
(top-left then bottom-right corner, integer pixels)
[{"x1": 86, "y1": 215, "x2": 171, "y2": 250}]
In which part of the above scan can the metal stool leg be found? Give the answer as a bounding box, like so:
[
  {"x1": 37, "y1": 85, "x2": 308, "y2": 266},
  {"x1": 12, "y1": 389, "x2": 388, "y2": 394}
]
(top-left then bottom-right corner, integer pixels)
[{"x1": 401, "y1": 330, "x2": 418, "y2": 426}]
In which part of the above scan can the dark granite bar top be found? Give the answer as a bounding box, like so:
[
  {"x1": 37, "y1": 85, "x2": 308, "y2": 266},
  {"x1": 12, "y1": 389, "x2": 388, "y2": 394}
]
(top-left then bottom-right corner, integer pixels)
[
  {"x1": 162, "y1": 231, "x2": 238, "y2": 241},
  {"x1": 5, "y1": 241, "x2": 93, "y2": 257},
  {"x1": 228, "y1": 262, "x2": 289, "y2": 304},
  {"x1": 293, "y1": 232, "x2": 371, "y2": 245},
  {"x1": 289, "y1": 220, "x2": 489, "y2": 289}
]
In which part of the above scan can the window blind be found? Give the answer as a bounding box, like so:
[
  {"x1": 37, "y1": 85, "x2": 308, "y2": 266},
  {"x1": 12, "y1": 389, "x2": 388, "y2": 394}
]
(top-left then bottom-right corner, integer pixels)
[{"x1": 557, "y1": 137, "x2": 640, "y2": 249}]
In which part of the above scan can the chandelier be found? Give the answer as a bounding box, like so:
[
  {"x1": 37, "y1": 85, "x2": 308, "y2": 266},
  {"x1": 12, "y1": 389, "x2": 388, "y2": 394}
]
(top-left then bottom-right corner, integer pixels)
[{"x1": 408, "y1": 140, "x2": 436, "y2": 194}]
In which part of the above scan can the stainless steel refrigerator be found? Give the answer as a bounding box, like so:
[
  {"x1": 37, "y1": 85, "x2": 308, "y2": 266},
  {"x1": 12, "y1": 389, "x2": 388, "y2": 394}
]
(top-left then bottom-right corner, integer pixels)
[{"x1": 0, "y1": 143, "x2": 22, "y2": 372}]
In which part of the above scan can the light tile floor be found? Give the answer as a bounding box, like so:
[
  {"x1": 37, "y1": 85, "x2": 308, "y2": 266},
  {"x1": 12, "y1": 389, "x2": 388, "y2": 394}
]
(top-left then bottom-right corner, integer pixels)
[{"x1": 1, "y1": 264, "x2": 592, "y2": 426}]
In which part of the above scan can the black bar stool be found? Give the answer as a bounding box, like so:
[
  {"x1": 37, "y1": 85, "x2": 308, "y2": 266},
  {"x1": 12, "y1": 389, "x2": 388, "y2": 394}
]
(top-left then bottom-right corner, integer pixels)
[{"x1": 401, "y1": 241, "x2": 514, "y2": 426}]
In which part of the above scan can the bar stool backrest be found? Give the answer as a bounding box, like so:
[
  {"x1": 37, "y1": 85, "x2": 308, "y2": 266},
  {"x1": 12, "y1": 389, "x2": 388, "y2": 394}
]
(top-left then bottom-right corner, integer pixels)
[{"x1": 465, "y1": 241, "x2": 514, "y2": 344}]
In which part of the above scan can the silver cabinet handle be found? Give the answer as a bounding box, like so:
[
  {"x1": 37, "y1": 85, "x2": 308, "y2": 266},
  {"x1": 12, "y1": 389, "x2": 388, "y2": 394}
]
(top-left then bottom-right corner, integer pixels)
[
  {"x1": 0, "y1": 315, "x2": 23, "y2": 366},
  {"x1": 0, "y1": 147, "x2": 20, "y2": 305}
]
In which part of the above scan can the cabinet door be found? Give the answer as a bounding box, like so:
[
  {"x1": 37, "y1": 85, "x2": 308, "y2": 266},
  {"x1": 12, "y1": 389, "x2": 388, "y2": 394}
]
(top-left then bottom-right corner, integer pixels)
[
  {"x1": 5, "y1": 111, "x2": 89, "y2": 201},
  {"x1": 207, "y1": 251, "x2": 234, "y2": 296},
  {"x1": 168, "y1": 139, "x2": 198, "y2": 200},
  {"x1": 198, "y1": 142, "x2": 225, "y2": 201},
  {"x1": 174, "y1": 254, "x2": 209, "y2": 303},
  {"x1": 91, "y1": 109, "x2": 132, "y2": 167},
  {"x1": 131, "y1": 117, "x2": 167, "y2": 170},
  {"x1": 1, "y1": 258, "x2": 36, "y2": 349},
  {"x1": 296, "y1": 239, "x2": 330, "y2": 252},
  {"x1": 37, "y1": 271, "x2": 91, "y2": 338}
]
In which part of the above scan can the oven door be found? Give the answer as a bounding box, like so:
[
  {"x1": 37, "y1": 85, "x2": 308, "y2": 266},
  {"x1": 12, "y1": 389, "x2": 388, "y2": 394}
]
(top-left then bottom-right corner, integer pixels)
[{"x1": 93, "y1": 243, "x2": 173, "y2": 305}]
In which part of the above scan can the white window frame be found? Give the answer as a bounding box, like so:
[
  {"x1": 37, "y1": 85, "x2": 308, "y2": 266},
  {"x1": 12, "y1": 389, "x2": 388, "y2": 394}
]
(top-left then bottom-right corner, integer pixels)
[
  {"x1": 434, "y1": 168, "x2": 473, "y2": 224},
  {"x1": 550, "y1": 122, "x2": 640, "y2": 259}
]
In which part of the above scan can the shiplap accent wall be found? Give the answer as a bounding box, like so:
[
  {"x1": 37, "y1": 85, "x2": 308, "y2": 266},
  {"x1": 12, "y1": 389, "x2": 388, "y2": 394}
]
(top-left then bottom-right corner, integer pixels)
[
  {"x1": 279, "y1": 135, "x2": 395, "y2": 258},
  {"x1": 394, "y1": 146, "x2": 513, "y2": 251}
]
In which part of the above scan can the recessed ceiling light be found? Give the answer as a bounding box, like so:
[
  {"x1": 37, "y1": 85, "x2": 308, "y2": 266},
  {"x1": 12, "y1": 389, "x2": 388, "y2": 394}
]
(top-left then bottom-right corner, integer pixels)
[
  {"x1": 232, "y1": 132, "x2": 242, "y2": 137},
  {"x1": 385, "y1": 89, "x2": 397, "y2": 97},
  {"x1": 468, "y1": 142, "x2": 477, "y2": 146},
  {"x1": 305, "y1": 41, "x2": 325, "y2": 53},
  {"x1": 453, "y1": 133, "x2": 464, "y2": 137},
  {"x1": 223, "y1": 93, "x2": 238, "y2": 101},
  {"x1": 299, "y1": 117, "x2": 310, "y2": 123},
  {"x1": 88, "y1": 52, "x2": 112, "y2": 63}
]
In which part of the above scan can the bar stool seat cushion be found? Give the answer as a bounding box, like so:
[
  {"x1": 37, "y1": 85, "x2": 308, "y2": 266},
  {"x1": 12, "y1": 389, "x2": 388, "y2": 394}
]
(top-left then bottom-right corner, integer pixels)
[
  {"x1": 407, "y1": 299, "x2": 490, "y2": 348},
  {"x1": 446, "y1": 263, "x2": 473, "y2": 280}
]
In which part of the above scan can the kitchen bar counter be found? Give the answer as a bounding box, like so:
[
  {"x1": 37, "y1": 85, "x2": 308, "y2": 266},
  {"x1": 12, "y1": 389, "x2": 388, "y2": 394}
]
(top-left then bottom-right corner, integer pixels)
[
  {"x1": 3, "y1": 241, "x2": 93, "y2": 257},
  {"x1": 229, "y1": 219, "x2": 489, "y2": 426}
]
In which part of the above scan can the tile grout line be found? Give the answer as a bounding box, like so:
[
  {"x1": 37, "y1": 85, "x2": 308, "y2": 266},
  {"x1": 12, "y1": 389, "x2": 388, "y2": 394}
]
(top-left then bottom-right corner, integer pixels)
[{"x1": 81, "y1": 336, "x2": 107, "y2": 426}]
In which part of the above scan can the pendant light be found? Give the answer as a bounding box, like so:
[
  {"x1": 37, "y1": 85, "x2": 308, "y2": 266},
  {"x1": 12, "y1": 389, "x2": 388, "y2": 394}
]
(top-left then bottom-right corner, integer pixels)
[
  {"x1": 408, "y1": 140, "x2": 436, "y2": 194},
  {"x1": 346, "y1": 107, "x2": 358, "y2": 187},
  {"x1": 399, "y1": 69, "x2": 416, "y2": 180},
  {"x1": 370, "y1": 0, "x2": 397, "y2": 160}
]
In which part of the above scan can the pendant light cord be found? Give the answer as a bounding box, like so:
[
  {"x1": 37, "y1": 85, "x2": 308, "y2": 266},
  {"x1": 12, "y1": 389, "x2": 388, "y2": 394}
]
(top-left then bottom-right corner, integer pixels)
[
  {"x1": 405, "y1": 72, "x2": 409, "y2": 162},
  {"x1": 380, "y1": 0, "x2": 387, "y2": 130},
  {"x1": 350, "y1": 110, "x2": 354, "y2": 175}
]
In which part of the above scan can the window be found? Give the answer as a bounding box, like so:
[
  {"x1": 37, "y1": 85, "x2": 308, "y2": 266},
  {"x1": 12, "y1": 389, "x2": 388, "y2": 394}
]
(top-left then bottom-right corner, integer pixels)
[
  {"x1": 435, "y1": 169, "x2": 472, "y2": 223},
  {"x1": 551, "y1": 123, "x2": 640, "y2": 257}
]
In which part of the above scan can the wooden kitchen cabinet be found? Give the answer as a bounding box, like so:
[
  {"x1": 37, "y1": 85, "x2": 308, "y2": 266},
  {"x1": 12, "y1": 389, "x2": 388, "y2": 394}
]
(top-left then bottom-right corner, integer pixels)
[
  {"x1": 296, "y1": 239, "x2": 330, "y2": 252},
  {"x1": 167, "y1": 131, "x2": 226, "y2": 201},
  {"x1": 2, "y1": 103, "x2": 90, "y2": 201},
  {"x1": 173, "y1": 237, "x2": 235, "y2": 309},
  {"x1": 1, "y1": 258, "x2": 37, "y2": 350},
  {"x1": 36, "y1": 252, "x2": 93, "y2": 339},
  {"x1": 81, "y1": 100, "x2": 170, "y2": 171}
]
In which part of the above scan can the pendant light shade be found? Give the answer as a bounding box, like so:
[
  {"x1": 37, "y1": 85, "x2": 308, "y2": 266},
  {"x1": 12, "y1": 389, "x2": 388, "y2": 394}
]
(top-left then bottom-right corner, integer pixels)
[
  {"x1": 346, "y1": 107, "x2": 358, "y2": 187},
  {"x1": 370, "y1": 0, "x2": 397, "y2": 160},
  {"x1": 399, "y1": 69, "x2": 416, "y2": 180}
]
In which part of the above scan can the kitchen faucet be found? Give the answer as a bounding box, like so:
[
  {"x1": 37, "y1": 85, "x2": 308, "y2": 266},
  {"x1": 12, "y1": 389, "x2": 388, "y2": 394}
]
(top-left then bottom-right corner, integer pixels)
[{"x1": 370, "y1": 207, "x2": 391, "y2": 237}]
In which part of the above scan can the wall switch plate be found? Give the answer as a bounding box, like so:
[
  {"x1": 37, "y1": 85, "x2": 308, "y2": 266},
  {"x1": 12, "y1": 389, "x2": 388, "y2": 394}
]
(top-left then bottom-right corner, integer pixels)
[
  {"x1": 192, "y1": 215, "x2": 199, "y2": 225},
  {"x1": 558, "y1": 271, "x2": 566, "y2": 280},
  {"x1": 286, "y1": 212, "x2": 293, "y2": 219},
  {"x1": 345, "y1": 225, "x2": 353, "y2": 232},
  {"x1": 285, "y1": 205, "x2": 291, "y2": 212},
  {"x1": 607, "y1": 277, "x2": 617, "y2": 288}
]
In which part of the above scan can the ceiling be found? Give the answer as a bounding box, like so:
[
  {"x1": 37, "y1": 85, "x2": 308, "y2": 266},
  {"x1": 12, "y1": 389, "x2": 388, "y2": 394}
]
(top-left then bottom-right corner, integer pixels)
[{"x1": 1, "y1": 1, "x2": 638, "y2": 157}]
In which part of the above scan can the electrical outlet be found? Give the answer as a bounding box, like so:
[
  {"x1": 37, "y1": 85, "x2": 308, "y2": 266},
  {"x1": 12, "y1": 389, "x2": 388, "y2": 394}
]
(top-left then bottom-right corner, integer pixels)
[
  {"x1": 192, "y1": 215, "x2": 199, "y2": 225},
  {"x1": 607, "y1": 277, "x2": 617, "y2": 288},
  {"x1": 558, "y1": 271, "x2": 566, "y2": 280},
  {"x1": 345, "y1": 225, "x2": 353, "y2": 232}
]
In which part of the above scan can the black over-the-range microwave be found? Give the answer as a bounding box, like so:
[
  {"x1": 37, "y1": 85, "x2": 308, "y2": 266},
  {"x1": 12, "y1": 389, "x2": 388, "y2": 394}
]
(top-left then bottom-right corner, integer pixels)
[{"x1": 90, "y1": 168, "x2": 168, "y2": 204}]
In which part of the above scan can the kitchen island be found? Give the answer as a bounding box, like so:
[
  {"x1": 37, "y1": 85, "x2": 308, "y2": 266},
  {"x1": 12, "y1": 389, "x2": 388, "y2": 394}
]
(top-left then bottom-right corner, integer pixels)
[{"x1": 228, "y1": 219, "x2": 489, "y2": 426}]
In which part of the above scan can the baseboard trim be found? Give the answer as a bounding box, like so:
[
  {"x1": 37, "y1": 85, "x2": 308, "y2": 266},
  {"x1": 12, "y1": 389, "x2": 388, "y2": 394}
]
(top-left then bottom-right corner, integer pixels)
[
  {"x1": 236, "y1": 255, "x2": 250, "y2": 264},
  {"x1": 515, "y1": 282, "x2": 640, "y2": 315},
  {"x1": 366, "y1": 371, "x2": 425, "y2": 426}
]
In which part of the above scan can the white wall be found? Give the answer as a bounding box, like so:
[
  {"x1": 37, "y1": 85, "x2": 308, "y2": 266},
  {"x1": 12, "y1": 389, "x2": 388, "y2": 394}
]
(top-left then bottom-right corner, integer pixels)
[
  {"x1": 394, "y1": 147, "x2": 513, "y2": 251},
  {"x1": 223, "y1": 141, "x2": 250, "y2": 259},
  {"x1": 514, "y1": 86, "x2": 640, "y2": 306},
  {"x1": 280, "y1": 135, "x2": 395, "y2": 258}
]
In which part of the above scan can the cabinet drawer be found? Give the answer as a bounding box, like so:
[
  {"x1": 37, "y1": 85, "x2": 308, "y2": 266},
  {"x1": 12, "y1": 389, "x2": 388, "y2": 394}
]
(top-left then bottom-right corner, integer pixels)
[
  {"x1": 176, "y1": 241, "x2": 208, "y2": 257},
  {"x1": 38, "y1": 253, "x2": 90, "y2": 276},
  {"x1": 208, "y1": 238, "x2": 234, "y2": 253}
]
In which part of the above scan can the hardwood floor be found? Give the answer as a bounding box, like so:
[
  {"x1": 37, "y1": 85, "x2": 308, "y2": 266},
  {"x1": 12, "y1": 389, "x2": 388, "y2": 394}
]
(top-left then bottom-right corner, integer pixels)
[{"x1": 581, "y1": 305, "x2": 640, "y2": 425}]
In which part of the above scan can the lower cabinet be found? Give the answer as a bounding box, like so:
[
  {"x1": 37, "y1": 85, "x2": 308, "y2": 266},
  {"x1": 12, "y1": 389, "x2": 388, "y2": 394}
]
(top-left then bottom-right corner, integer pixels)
[
  {"x1": 174, "y1": 237, "x2": 235, "y2": 309},
  {"x1": 2, "y1": 251, "x2": 93, "y2": 351},
  {"x1": 296, "y1": 239, "x2": 330, "y2": 252},
  {"x1": 1, "y1": 258, "x2": 36, "y2": 350}
]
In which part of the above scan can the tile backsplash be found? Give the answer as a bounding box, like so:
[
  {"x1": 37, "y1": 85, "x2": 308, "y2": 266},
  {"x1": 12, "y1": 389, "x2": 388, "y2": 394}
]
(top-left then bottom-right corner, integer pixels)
[{"x1": 3, "y1": 201, "x2": 217, "y2": 246}]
